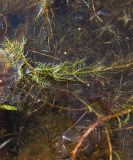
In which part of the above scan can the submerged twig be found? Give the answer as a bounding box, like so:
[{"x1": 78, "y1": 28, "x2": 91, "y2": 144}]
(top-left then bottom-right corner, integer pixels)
[{"x1": 71, "y1": 108, "x2": 133, "y2": 159}]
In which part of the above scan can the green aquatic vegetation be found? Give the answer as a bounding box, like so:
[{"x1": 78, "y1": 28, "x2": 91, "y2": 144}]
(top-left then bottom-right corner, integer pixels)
[
  {"x1": 2, "y1": 37, "x2": 133, "y2": 88},
  {"x1": 0, "y1": 104, "x2": 17, "y2": 110},
  {"x1": 94, "y1": 24, "x2": 121, "y2": 44},
  {"x1": 2, "y1": 37, "x2": 27, "y2": 65},
  {"x1": 0, "y1": 1, "x2": 133, "y2": 159},
  {"x1": 118, "y1": 10, "x2": 132, "y2": 26}
]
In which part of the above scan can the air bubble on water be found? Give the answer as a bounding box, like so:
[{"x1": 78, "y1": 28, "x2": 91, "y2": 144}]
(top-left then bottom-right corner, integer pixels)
[
  {"x1": 62, "y1": 134, "x2": 72, "y2": 142},
  {"x1": 64, "y1": 51, "x2": 68, "y2": 55},
  {"x1": 78, "y1": 27, "x2": 82, "y2": 31}
]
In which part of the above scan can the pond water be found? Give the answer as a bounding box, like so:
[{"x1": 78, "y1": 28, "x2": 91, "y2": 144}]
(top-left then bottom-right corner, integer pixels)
[{"x1": 0, "y1": 0, "x2": 133, "y2": 160}]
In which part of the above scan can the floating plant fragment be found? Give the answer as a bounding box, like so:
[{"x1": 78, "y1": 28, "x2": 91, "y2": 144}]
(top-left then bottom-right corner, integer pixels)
[{"x1": 0, "y1": 104, "x2": 17, "y2": 110}]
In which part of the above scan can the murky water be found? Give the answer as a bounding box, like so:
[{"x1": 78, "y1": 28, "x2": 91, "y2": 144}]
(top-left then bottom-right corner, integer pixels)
[{"x1": 0, "y1": 0, "x2": 133, "y2": 159}]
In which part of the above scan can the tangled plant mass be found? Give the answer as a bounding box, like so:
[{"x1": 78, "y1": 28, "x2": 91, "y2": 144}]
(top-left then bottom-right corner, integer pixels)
[{"x1": 0, "y1": 0, "x2": 133, "y2": 160}]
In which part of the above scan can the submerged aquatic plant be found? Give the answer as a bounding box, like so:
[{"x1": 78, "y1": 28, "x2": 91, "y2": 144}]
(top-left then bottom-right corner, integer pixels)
[
  {"x1": 118, "y1": 10, "x2": 132, "y2": 26},
  {"x1": 0, "y1": 0, "x2": 133, "y2": 159},
  {"x1": 2, "y1": 37, "x2": 133, "y2": 159},
  {"x1": 2, "y1": 37, "x2": 133, "y2": 88}
]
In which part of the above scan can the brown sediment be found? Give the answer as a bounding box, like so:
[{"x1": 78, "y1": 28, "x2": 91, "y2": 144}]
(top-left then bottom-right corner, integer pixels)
[
  {"x1": 0, "y1": 50, "x2": 10, "y2": 74},
  {"x1": 0, "y1": 49, "x2": 11, "y2": 91}
]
